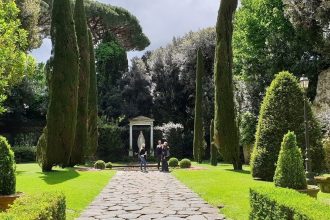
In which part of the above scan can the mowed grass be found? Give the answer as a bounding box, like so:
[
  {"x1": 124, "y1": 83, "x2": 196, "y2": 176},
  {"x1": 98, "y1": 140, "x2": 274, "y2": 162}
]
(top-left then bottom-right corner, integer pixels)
[
  {"x1": 16, "y1": 163, "x2": 115, "y2": 219},
  {"x1": 172, "y1": 163, "x2": 330, "y2": 220}
]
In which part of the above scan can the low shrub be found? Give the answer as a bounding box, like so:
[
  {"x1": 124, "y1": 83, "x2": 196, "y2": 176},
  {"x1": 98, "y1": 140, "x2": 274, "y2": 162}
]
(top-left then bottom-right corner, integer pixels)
[
  {"x1": 12, "y1": 146, "x2": 37, "y2": 163},
  {"x1": 179, "y1": 158, "x2": 191, "y2": 168},
  {"x1": 250, "y1": 186, "x2": 330, "y2": 220},
  {"x1": 94, "y1": 160, "x2": 106, "y2": 170},
  {"x1": 105, "y1": 162, "x2": 113, "y2": 169},
  {"x1": 168, "y1": 157, "x2": 179, "y2": 167},
  {"x1": 0, "y1": 136, "x2": 16, "y2": 195},
  {"x1": 0, "y1": 192, "x2": 66, "y2": 220},
  {"x1": 274, "y1": 131, "x2": 307, "y2": 189}
]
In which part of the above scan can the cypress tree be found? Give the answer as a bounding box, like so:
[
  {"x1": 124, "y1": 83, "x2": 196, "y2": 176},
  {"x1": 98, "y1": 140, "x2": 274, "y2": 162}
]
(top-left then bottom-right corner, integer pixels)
[
  {"x1": 70, "y1": 0, "x2": 90, "y2": 166},
  {"x1": 44, "y1": 0, "x2": 79, "y2": 171},
  {"x1": 193, "y1": 48, "x2": 204, "y2": 163},
  {"x1": 251, "y1": 71, "x2": 324, "y2": 181},
  {"x1": 214, "y1": 0, "x2": 242, "y2": 170},
  {"x1": 87, "y1": 29, "x2": 98, "y2": 158},
  {"x1": 210, "y1": 119, "x2": 217, "y2": 166}
]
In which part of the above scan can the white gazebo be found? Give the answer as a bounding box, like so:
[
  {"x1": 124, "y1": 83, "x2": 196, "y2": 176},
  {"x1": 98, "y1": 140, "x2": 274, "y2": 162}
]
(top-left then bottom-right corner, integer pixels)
[{"x1": 129, "y1": 116, "x2": 155, "y2": 157}]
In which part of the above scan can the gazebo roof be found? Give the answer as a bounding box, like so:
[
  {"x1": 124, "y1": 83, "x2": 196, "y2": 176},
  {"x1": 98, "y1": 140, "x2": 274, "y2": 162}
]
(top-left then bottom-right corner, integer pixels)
[{"x1": 129, "y1": 116, "x2": 154, "y2": 123}]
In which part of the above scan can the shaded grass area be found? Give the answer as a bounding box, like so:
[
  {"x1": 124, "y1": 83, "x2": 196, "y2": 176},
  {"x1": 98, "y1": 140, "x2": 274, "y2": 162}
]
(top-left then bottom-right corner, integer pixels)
[
  {"x1": 16, "y1": 163, "x2": 115, "y2": 219},
  {"x1": 172, "y1": 163, "x2": 330, "y2": 220}
]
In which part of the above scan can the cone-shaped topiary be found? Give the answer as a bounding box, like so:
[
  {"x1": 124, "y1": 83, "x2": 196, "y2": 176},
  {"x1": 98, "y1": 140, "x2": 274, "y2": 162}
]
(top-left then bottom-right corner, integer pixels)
[
  {"x1": 214, "y1": 0, "x2": 241, "y2": 170},
  {"x1": 0, "y1": 136, "x2": 16, "y2": 195},
  {"x1": 71, "y1": 0, "x2": 90, "y2": 166},
  {"x1": 87, "y1": 29, "x2": 98, "y2": 158},
  {"x1": 210, "y1": 119, "x2": 218, "y2": 166},
  {"x1": 44, "y1": 0, "x2": 79, "y2": 171},
  {"x1": 193, "y1": 48, "x2": 204, "y2": 163},
  {"x1": 274, "y1": 131, "x2": 307, "y2": 190},
  {"x1": 251, "y1": 71, "x2": 324, "y2": 181}
]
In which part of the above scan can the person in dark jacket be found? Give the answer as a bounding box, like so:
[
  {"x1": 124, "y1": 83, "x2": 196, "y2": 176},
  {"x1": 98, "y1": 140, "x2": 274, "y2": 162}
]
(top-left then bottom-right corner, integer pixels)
[
  {"x1": 161, "y1": 142, "x2": 169, "y2": 172},
  {"x1": 139, "y1": 144, "x2": 147, "y2": 172},
  {"x1": 156, "y1": 140, "x2": 163, "y2": 170}
]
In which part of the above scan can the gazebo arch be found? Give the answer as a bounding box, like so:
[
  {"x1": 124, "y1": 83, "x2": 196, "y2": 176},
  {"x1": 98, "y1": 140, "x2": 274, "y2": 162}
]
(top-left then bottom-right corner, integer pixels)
[{"x1": 129, "y1": 116, "x2": 155, "y2": 157}]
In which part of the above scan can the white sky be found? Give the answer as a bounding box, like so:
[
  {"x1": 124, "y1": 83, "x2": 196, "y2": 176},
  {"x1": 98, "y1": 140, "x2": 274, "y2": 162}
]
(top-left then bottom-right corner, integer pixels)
[{"x1": 31, "y1": 0, "x2": 220, "y2": 63}]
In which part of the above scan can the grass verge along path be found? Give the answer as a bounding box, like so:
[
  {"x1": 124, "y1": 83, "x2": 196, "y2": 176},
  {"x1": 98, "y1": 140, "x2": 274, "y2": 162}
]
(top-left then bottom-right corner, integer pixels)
[
  {"x1": 172, "y1": 163, "x2": 330, "y2": 220},
  {"x1": 16, "y1": 163, "x2": 115, "y2": 219}
]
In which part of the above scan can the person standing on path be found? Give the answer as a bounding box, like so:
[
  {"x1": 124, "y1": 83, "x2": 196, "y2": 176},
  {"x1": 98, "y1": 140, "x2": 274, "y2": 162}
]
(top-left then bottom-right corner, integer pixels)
[
  {"x1": 156, "y1": 140, "x2": 163, "y2": 170},
  {"x1": 161, "y1": 142, "x2": 169, "y2": 172},
  {"x1": 139, "y1": 144, "x2": 147, "y2": 172}
]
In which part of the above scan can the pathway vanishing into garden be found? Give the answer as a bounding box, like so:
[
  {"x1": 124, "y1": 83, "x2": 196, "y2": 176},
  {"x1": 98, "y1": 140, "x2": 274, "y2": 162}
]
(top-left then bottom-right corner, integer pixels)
[{"x1": 77, "y1": 171, "x2": 226, "y2": 220}]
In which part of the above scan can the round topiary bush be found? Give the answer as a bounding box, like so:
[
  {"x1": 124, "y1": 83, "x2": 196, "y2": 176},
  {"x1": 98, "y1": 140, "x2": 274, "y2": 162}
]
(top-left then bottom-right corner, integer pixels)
[
  {"x1": 179, "y1": 159, "x2": 191, "y2": 169},
  {"x1": 168, "y1": 158, "x2": 179, "y2": 167},
  {"x1": 105, "y1": 162, "x2": 113, "y2": 169},
  {"x1": 251, "y1": 71, "x2": 324, "y2": 181},
  {"x1": 274, "y1": 131, "x2": 307, "y2": 190},
  {"x1": 0, "y1": 136, "x2": 16, "y2": 195},
  {"x1": 94, "y1": 160, "x2": 106, "y2": 170}
]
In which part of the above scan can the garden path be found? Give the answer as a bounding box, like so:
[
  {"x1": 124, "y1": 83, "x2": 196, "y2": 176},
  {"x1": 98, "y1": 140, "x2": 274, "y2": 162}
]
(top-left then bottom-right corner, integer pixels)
[{"x1": 77, "y1": 171, "x2": 226, "y2": 220}]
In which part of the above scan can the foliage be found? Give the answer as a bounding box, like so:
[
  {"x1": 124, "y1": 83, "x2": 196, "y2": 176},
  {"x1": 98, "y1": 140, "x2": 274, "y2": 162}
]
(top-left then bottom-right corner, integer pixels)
[
  {"x1": 193, "y1": 48, "x2": 205, "y2": 163},
  {"x1": 214, "y1": 0, "x2": 241, "y2": 170},
  {"x1": 15, "y1": 163, "x2": 115, "y2": 219},
  {"x1": 94, "y1": 160, "x2": 106, "y2": 170},
  {"x1": 155, "y1": 122, "x2": 185, "y2": 158},
  {"x1": 97, "y1": 124, "x2": 125, "y2": 162},
  {"x1": 120, "y1": 58, "x2": 152, "y2": 119},
  {"x1": 0, "y1": 192, "x2": 66, "y2": 220},
  {"x1": 233, "y1": 0, "x2": 323, "y2": 115},
  {"x1": 274, "y1": 131, "x2": 307, "y2": 190},
  {"x1": 251, "y1": 72, "x2": 325, "y2": 181},
  {"x1": 210, "y1": 119, "x2": 217, "y2": 166},
  {"x1": 168, "y1": 157, "x2": 179, "y2": 167},
  {"x1": 0, "y1": 0, "x2": 36, "y2": 114},
  {"x1": 249, "y1": 186, "x2": 330, "y2": 220},
  {"x1": 12, "y1": 146, "x2": 36, "y2": 163},
  {"x1": 105, "y1": 162, "x2": 112, "y2": 169},
  {"x1": 324, "y1": 137, "x2": 330, "y2": 172},
  {"x1": 71, "y1": 0, "x2": 90, "y2": 166},
  {"x1": 95, "y1": 34, "x2": 128, "y2": 121},
  {"x1": 87, "y1": 30, "x2": 98, "y2": 158},
  {"x1": 0, "y1": 136, "x2": 16, "y2": 195},
  {"x1": 239, "y1": 111, "x2": 257, "y2": 147},
  {"x1": 179, "y1": 159, "x2": 191, "y2": 169},
  {"x1": 43, "y1": 0, "x2": 79, "y2": 171}
]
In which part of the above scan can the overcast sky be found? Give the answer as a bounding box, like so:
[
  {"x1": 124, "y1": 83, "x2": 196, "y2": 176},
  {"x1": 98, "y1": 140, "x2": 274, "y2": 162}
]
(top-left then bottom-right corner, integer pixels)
[{"x1": 31, "y1": 0, "x2": 220, "y2": 63}]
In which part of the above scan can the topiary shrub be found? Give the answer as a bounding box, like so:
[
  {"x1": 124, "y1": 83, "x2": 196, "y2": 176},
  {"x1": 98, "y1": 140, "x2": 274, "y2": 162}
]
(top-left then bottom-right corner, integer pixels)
[
  {"x1": 105, "y1": 162, "x2": 113, "y2": 169},
  {"x1": 323, "y1": 137, "x2": 330, "y2": 172},
  {"x1": 239, "y1": 111, "x2": 257, "y2": 164},
  {"x1": 168, "y1": 157, "x2": 179, "y2": 167},
  {"x1": 274, "y1": 131, "x2": 307, "y2": 190},
  {"x1": 94, "y1": 160, "x2": 105, "y2": 170},
  {"x1": 0, "y1": 136, "x2": 16, "y2": 195},
  {"x1": 251, "y1": 71, "x2": 324, "y2": 181},
  {"x1": 179, "y1": 159, "x2": 191, "y2": 169}
]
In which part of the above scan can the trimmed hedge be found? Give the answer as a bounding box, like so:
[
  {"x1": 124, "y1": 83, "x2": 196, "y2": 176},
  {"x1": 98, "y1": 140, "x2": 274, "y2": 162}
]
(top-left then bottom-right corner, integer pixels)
[
  {"x1": 0, "y1": 192, "x2": 65, "y2": 220},
  {"x1": 105, "y1": 162, "x2": 113, "y2": 169},
  {"x1": 12, "y1": 146, "x2": 37, "y2": 163},
  {"x1": 0, "y1": 136, "x2": 16, "y2": 195},
  {"x1": 94, "y1": 160, "x2": 105, "y2": 169},
  {"x1": 168, "y1": 157, "x2": 179, "y2": 167},
  {"x1": 179, "y1": 159, "x2": 191, "y2": 168},
  {"x1": 250, "y1": 186, "x2": 330, "y2": 220}
]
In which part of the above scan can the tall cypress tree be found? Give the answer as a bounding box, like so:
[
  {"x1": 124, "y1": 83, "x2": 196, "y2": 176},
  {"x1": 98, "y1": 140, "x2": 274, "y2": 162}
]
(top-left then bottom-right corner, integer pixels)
[
  {"x1": 87, "y1": 29, "x2": 98, "y2": 158},
  {"x1": 214, "y1": 0, "x2": 242, "y2": 170},
  {"x1": 70, "y1": 0, "x2": 90, "y2": 165},
  {"x1": 210, "y1": 119, "x2": 217, "y2": 166},
  {"x1": 44, "y1": 0, "x2": 79, "y2": 171},
  {"x1": 193, "y1": 48, "x2": 204, "y2": 163}
]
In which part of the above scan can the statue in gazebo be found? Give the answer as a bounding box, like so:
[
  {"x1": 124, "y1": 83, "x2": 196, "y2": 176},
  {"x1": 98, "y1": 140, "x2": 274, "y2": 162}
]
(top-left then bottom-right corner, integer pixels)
[{"x1": 137, "y1": 131, "x2": 145, "y2": 149}]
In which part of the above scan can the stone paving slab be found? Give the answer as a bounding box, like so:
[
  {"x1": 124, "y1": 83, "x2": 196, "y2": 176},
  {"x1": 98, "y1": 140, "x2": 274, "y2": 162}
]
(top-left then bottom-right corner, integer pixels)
[{"x1": 77, "y1": 171, "x2": 225, "y2": 220}]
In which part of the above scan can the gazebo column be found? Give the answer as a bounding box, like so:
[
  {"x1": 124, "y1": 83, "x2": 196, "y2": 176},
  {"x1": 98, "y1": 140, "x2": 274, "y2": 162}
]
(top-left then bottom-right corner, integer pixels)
[
  {"x1": 150, "y1": 123, "x2": 154, "y2": 156},
  {"x1": 129, "y1": 124, "x2": 133, "y2": 157}
]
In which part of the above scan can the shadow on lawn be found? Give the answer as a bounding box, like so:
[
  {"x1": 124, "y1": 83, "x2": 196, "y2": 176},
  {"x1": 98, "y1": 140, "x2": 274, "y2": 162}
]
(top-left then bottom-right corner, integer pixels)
[
  {"x1": 224, "y1": 168, "x2": 251, "y2": 175},
  {"x1": 38, "y1": 169, "x2": 80, "y2": 185}
]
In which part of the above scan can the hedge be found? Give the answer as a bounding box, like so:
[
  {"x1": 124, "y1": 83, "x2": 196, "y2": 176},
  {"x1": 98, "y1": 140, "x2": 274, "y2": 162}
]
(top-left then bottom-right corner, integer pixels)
[
  {"x1": 12, "y1": 146, "x2": 36, "y2": 163},
  {"x1": 0, "y1": 192, "x2": 65, "y2": 220},
  {"x1": 250, "y1": 186, "x2": 330, "y2": 220}
]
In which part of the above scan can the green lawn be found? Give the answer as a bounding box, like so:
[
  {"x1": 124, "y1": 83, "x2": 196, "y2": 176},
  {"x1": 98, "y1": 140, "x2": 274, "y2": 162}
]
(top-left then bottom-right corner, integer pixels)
[
  {"x1": 16, "y1": 163, "x2": 115, "y2": 219},
  {"x1": 172, "y1": 163, "x2": 330, "y2": 220}
]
